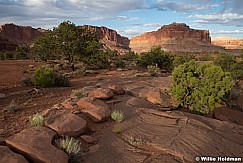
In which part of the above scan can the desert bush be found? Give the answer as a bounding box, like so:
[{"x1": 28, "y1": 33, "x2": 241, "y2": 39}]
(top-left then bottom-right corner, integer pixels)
[
  {"x1": 20, "y1": 77, "x2": 33, "y2": 86},
  {"x1": 34, "y1": 67, "x2": 69, "y2": 87},
  {"x1": 229, "y1": 61, "x2": 243, "y2": 79},
  {"x1": 56, "y1": 136, "x2": 81, "y2": 156},
  {"x1": 30, "y1": 113, "x2": 44, "y2": 126},
  {"x1": 172, "y1": 54, "x2": 195, "y2": 68},
  {"x1": 121, "y1": 51, "x2": 137, "y2": 61},
  {"x1": 111, "y1": 110, "x2": 124, "y2": 123},
  {"x1": 214, "y1": 53, "x2": 236, "y2": 71},
  {"x1": 198, "y1": 54, "x2": 213, "y2": 61},
  {"x1": 4, "y1": 100, "x2": 18, "y2": 113},
  {"x1": 34, "y1": 67, "x2": 55, "y2": 87},
  {"x1": 114, "y1": 58, "x2": 126, "y2": 68},
  {"x1": 172, "y1": 60, "x2": 233, "y2": 115},
  {"x1": 135, "y1": 46, "x2": 173, "y2": 71},
  {"x1": 147, "y1": 64, "x2": 160, "y2": 76}
]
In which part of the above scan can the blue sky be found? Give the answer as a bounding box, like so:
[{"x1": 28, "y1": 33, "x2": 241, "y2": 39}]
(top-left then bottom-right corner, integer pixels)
[{"x1": 0, "y1": 0, "x2": 243, "y2": 39}]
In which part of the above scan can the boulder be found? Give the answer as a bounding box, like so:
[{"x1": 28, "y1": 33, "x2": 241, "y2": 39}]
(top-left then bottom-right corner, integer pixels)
[
  {"x1": 106, "y1": 84, "x2": 125, "y2": 95},
  {"x1": 0, "y1": 146, "x2": 28, "y2": 163},
  {"x1": 88, "y1": 88, "x2": 114, "y2": 99},
  {"x1": 45, "y1": 111, "x2": 87, "y2": 137},
  {"x1": 77, "y1": 97, "x2": 111, "y2": 122},
  {"x1": 146, "y1": 90, "x2": 178, "y2": 110},
  {"x1": 5, "y1": 126, "x2": 68, "y2": 163}
]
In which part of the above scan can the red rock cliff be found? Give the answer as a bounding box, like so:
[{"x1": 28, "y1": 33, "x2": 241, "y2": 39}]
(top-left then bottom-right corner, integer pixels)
[
  {"x1": 81, "y1": 25, "x2": 130, "y2": 53},
  {"x1": 130, "y1": 22, "x2": 223, "y2": 53},
  {"x1": 0, "y1": 23, "x2": 44, "y2": 45}
]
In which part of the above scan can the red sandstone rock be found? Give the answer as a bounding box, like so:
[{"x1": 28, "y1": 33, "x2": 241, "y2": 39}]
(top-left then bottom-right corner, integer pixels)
[
  {"x1": 105, "y1": 84, "x2": 125, "y2": 95},
  {"x1": 81, "y1": 25, "x2": 130, "y2": 53},
  {"x1": 88, "y1": 88, "x2": 114, "y2": 100},
  {"x1": 81, "y1": 135, "x2": 97, "y2": 144},
  {"x1": 0, "y1": 146, "x2": 28, "y2": 163},
  {"x1": 45, "y1": 111, "x2": 87, "y2": 137},
  {"x1": 5, "y1": 126, "x2": 68, "y2": 163},
  {"x1": 130, "y1": 22, "x2": 224, "y2": 53}
]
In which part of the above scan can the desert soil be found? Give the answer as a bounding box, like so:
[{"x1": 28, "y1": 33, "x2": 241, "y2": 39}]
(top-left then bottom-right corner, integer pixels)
[{"x1": 0, "y1": 60, "x2": 243, "y2": 162}]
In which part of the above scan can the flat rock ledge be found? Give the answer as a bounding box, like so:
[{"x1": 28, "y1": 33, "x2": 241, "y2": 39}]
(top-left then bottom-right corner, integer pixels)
[{"x1": 5, "y1": 126, "x2": 69, "y2": 163}]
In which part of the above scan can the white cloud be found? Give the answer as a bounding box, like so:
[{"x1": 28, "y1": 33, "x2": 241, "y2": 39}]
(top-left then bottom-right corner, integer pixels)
[
  {"x1": 0, "y1": 0, "x2": 146, "y2": 28},
  {"x1": 189, "y1": 13, "x2": 243, "y2": 26},
  {"x1": 212, "y1": 29, "x2": 243, "y2": 35}
]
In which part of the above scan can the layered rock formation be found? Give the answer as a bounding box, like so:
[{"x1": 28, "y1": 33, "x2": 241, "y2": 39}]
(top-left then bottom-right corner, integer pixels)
[
  {"x1": 212, "y1": 36, "x2": 243, "y2": 49},
  {"x1": 0, "y1": 23, "x2": 45, "y2": 51},
  {"x1": 81, "y1": 25, "x2": 130, "y2": 53},
  {"x1": 130, "y1": 22, "x2": 224, "y2": 53}
]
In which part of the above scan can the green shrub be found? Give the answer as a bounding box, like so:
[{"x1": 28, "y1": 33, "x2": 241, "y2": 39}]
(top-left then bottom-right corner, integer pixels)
[
  {"x1": 214, "y1": 53, "x2": 236, "y2": 71},
  {"x1": 56, "y1": 136, "x2": 81, "y2": 156},
  {"x1": 114, "y1": 58, "x2": 126, "y2": 68},
  {"x1": 172, "y1": 54, "x2": 195, "y2": 68},
  {"x1": 111, "y1": 110, "x2": 124, "y2": 123},
  {"x1": 30, "y1": 113, "x2": 44, "y2": 126},
  {"x1": 34, "y1": 67, "x2": 55, "y2": 87},
  {"x1": 34, "y1": 67, "x2": 69, "y2": 87},
  {"x1": 172, "y1": 60, "x2": 233, "y2": 115},
  {"x1": 147, "y1": 64, "x2": 160, "y2": 76},
  {"x1": 136, "y1": 46, "x2": 173, "y2": 71},
  {"x1": 229, "y1": 61, "x2": 243, "y2": 79},
  {"x1": 198, "y1": 54, "x2": 213, "y2": 61}
]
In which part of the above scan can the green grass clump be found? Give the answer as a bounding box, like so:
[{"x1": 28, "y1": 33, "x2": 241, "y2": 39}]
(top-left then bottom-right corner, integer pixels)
[
  {"x1": 111, "y1": 110, "x2": 124, "y2": 123},
  {"x1": 147, "y1": 64, "x2": 160, "y2": 76},
  {"x1": 56, "y1": 136, "x2": 81, "y2": 156},
  {"x1": 30, "y1": 113, "x2": 44, "y2": 126}
]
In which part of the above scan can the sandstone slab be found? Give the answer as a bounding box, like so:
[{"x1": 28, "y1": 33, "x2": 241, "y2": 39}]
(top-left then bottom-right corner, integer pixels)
[
  {"x1": 0, "y1": 146, "x2": 28, "y2": 163},
  {"x1": 77, "y1": 97, "x2": 111, "y2": 122},
  {"x1": 120, "y1": 108, "x2": 243, "y2": 162},
  {"x1": 81, "y1": 135, "x2": 97, "y2": 144},
  {"x1": 88, "y1": 88, "x2": 114, "y2": 99},
  {"x1": 45, "y1": 111, "x2": 87, "y2": 137},
  {"x1": 5, "y1": 126, "x2": 68, "y2": 163},
  {"x1": 106, "y1": 84, "x2": 125, "y2": 95}
]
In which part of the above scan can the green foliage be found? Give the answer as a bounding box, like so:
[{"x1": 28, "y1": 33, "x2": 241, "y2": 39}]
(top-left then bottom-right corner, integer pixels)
[
  {"x1": 172, "y1": 54, "x2": 195, "y2": 68},
  {"x1": 214, "y1": 53, "x2": 243, "y2": 79},
  {"x1": 172, "y1": 60, "x2": 233, "y2": 115},
  {"x1": 15, "y1": 46, "x2": 29, "y2": 59},
  {"x1": 31, "y1": 31, "x2": 55, "y2": 61},
  {"x1": 30, "y1": 113, "x2": 44, "y2": 126},
  {"x1": 34, "y1": 66, "x2": 70, "y2": 87},
  {"x1": 121, "y1": 51, "x2": 137, "y2": 61},
  {"x1": 136, "y1": 46, "x2": 173, "y2": 71},
  {"x1": 147, "y1": 64, "x2": 160, "y2": 76},
  {"x1": 34, "y1": 67, "x2": 55, "y2": 87},
  {"x1": 111, "y1": 110, "x2": 124, "y2": 123},
  {"x1": 229, "y1": 61, "x2": 243, "y2": 79},
  {"x1": 198, "y1": 54, "x2": 213, "y2": 61},
  {"x1": 56, "y1": 136, "x2": 81, "y2": 156},
  {"x1": 214, "y1": 53, "x2": 236, "y2": 71},
  {"x1": 4, "y1": 100, "x2": 18, "y2": 113}
]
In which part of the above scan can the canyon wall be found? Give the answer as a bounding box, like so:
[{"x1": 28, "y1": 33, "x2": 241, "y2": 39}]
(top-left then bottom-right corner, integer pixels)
[
  {"x1": 81, "y1": 25, "x2": 130, "y2": 53},
  {"x1": 130, "y1": 22, "x2": 224, "y2": 53},
  {"x1": 0, "y1": 23, "x2": 45, "y2": 51}
]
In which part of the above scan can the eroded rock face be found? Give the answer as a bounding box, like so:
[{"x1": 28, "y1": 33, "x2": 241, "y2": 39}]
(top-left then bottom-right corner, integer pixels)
[
  {"x1": 130, "y1": 22, "x2": 224, "y2": 53},
  {"x1": 81, "y1": 25, "x2": 130, "y2": 53},
  {"x1": 0, "y1": 146, "x2": 28, "y2": 163},
  {"x1": 5, "y1": 126, "x2": 68, "y2": 163}
]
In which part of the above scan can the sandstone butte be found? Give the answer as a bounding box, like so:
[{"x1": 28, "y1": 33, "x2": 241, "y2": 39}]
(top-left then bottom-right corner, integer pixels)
[
  {"x1": 130, "y1": 22, "x2": 224, "y2": 53},
  {"x1": 212, "y1": 36, "x2": 243, "y2": 50}
]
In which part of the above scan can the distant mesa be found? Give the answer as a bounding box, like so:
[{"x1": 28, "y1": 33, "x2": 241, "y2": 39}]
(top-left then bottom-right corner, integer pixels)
[
  {"x1": 130, "y1": 22, "x2": 224, "y2": 53},
  {"x1": 212, "y1": 36, "x2": 243, "y2": 50}
]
